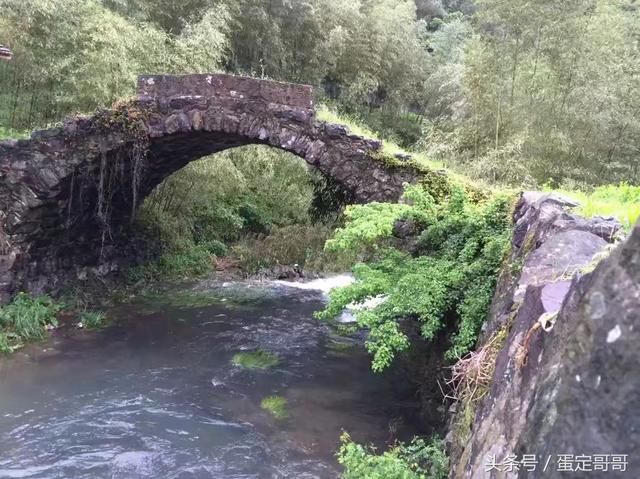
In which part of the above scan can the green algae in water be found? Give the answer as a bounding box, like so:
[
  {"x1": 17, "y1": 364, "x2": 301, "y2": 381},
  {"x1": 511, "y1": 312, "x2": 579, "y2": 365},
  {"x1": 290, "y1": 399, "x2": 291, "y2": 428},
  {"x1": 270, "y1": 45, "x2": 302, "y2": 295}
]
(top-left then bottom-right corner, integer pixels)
[
  {"x1": 139, "y1": 290, "x2": 228, "y2": 309},
  {"x1": 326, "y1": 338, "x2": 356, "y2": 353},
  {"x1": 136, "y1": 284, "x2": 276, "y2": 313},
  {"x1": 231, "y1": 349, "x2": 279, "y2": 370},
  {"x1": 261, "y1": 395, "x2": 288, "y2": 420}
]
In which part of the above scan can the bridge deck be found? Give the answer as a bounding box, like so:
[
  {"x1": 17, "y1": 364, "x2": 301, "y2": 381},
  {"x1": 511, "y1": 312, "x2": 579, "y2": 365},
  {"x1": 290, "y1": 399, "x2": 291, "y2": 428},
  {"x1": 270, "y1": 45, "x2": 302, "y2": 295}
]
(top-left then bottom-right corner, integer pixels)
[{"x1": 137, "y1": 74, "x2": 314, "y2": 111}]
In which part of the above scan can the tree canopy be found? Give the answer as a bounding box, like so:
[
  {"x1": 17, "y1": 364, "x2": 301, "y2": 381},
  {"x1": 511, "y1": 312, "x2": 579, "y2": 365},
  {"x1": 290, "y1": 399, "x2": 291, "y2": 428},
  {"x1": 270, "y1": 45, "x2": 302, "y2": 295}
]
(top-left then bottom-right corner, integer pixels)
[{"x1": 0, "y1": 0, "x2": 638, "y2": 187}]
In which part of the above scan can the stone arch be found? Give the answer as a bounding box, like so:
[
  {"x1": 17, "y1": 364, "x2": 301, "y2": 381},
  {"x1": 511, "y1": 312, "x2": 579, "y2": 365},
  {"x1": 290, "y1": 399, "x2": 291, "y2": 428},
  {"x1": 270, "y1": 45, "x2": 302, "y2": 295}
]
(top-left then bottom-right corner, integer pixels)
[{"x1": 0, "y1": 74, "x2": 420, "y2": 300}]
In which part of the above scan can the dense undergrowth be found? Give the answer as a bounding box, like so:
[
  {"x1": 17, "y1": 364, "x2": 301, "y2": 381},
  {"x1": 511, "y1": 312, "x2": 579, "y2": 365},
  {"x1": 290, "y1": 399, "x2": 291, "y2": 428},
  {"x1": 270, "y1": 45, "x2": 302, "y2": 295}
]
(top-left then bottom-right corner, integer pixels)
[
  {"x1": 338, "y1": 433, "x2": 449, "y2": 479},
  {"x1": 317, "y1": 184, "x2": 511, "y2": 371},
  {"x1": 0, "y1": 293, "x2": 62, "y2": 352},
  {"x1": 128, "y1": 144, "x2": 350, "y2": 281}
]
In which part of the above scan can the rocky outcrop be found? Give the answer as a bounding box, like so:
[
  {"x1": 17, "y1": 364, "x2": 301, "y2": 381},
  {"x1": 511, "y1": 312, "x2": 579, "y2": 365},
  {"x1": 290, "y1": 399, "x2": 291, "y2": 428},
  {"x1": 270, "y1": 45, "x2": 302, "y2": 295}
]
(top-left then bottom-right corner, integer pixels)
[
  {"x1": 448, "y1": 192, "x2": 637, "y2": 478},
  {"x1": 0, "y1": 74, "x2": 421, "y2": 301}
]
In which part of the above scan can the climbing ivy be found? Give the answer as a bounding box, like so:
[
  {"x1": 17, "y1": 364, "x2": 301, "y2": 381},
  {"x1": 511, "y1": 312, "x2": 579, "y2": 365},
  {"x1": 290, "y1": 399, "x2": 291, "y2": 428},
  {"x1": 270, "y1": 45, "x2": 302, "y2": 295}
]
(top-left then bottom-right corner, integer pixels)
[{"x1": 317, "y1": 184, "x2": 512, "y2": 371}]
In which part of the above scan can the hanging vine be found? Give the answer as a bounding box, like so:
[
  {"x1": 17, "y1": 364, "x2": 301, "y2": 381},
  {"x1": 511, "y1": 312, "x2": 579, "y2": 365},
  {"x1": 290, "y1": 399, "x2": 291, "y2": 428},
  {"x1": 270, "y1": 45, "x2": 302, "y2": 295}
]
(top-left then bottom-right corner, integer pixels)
[{"x1": 90, "y1": 100, "x2": 151, "y2": 257}]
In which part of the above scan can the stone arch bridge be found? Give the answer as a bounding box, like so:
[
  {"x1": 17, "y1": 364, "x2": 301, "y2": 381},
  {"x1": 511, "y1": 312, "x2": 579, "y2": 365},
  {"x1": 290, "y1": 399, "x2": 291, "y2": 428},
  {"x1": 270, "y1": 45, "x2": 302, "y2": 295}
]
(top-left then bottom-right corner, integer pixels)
[{"x1": 0, "y1": 74, "x2": 421, "y2": 300}]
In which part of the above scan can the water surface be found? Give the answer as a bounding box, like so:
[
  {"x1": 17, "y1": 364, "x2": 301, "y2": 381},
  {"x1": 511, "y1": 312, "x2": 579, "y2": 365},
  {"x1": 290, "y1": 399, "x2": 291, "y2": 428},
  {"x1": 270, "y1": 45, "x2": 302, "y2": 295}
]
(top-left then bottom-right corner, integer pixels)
[{"x1": 0, "y1": 279, "x2": 420, "y2": 478}]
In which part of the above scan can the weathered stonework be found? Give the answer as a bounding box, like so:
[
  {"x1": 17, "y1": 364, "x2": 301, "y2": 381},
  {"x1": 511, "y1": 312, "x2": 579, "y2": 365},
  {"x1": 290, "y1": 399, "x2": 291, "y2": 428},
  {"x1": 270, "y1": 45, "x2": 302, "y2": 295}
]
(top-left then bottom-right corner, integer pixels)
[
  {"x1": 0, "y1": 74, "x2": 421, "y2": 301},
  {"x1": 448, "y1": 192, "x2": 639, "y2": 478}
]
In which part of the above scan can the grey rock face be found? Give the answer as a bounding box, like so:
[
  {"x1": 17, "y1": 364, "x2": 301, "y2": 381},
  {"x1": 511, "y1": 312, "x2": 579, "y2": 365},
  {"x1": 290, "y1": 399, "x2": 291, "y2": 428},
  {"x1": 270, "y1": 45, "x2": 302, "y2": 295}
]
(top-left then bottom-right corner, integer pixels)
[
  {"x1": 0, "y1": 74, "x2": 421, "y2": 300},
  {"x1": 516, "y1": 222, "x2": 640, "y2": 477},
  {"x1": 483, "y1": 193, "x2": 622, "y2": 340},
  {"x1": 449, "y1": 192, "x2": 636, "y2": 478}
]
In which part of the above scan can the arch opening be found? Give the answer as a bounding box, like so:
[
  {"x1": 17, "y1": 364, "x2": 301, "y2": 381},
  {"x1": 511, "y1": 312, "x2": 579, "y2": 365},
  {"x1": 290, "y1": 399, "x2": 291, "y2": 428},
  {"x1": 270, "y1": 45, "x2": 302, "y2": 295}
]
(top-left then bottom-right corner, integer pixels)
[{"x1": 134, "y1": 143, "x2": 349, "y2": 277}]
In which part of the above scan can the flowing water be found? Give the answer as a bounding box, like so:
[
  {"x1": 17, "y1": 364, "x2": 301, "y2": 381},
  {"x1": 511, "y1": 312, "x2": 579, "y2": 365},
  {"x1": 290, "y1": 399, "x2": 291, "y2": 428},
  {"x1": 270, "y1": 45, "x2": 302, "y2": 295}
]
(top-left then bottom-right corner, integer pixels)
[{"x1": 0, "y1": 278, "x2": 421, "y2": 479}]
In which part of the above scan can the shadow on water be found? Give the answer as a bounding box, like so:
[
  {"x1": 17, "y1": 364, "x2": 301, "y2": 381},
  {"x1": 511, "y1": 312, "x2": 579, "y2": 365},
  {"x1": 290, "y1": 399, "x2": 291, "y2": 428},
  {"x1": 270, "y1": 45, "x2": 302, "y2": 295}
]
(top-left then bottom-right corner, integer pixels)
[{"x1": 0, "y1": 279, "x2": 423, "y2": 478}]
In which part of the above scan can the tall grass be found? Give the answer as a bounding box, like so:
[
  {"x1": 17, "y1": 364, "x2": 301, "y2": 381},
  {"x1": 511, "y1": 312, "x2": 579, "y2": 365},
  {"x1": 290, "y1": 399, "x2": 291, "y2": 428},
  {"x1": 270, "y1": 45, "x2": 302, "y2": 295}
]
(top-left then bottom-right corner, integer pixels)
[
  {"x1": 231, "y1": 224, "x2": 356, "y2": 274},
  {"x1": 316, "y1": 105, "x2": 441, "y2": 167},
  {"x1": 0, "y1": 126, "x2": 30, "y2": 140},
  {"x1": 547, "y1": 183, "x2": 640, "y2": 230},
  {"x1": 0, "y1": 293, "x2": 62, "y2": 352}
]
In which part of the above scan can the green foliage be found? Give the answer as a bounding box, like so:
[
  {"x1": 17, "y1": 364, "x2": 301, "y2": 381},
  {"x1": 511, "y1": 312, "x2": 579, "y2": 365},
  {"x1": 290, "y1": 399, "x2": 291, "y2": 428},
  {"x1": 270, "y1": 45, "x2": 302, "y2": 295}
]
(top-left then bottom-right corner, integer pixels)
[
  {"x1": 129, "y1": 245, "x2": 214, "y2": 282},
  {"x1": 318, "y1": 185, "x2": 511, "y2": 371},
  {"x1": 132, "y1": 145, "x2": 335, "y2": 278},
  {"x1": 420, "y1": 0, "x2": 640, "y2": 187},
  {"x1": 0, "y1": 0, "x2": 228, "y2": 129},
  {"x1": 200, "y1": 239, "x2": 228, "y2": 257},
  {"x1": 260, "y1": 395, "x2": 288, "y2": 420},
  {"x1": 338, "y1": 433, "x2": 448, "y2": 479},
  {"x1": 0, "y1": 332, "x2": 10, "y2": 354},
  {"x1": 549, "y1": 182, "x2": 640, "y2": 230},
  {"x1": 231, "y1": 224, "x2": 352, "y2": 274},
  {"x1": 2, "y1": 0, "x2": 639, "y2": 189},
  {"x1": 0, "y1": 293, "x2": 62, "y2": 351},
  {"x1": 79, "y1": 311, "x2": 106, "y2": 330},
  {"x1": 326, "y1": 203, "x2": 413, "y2": 254},
  {"x1": 232, "y1": 349, "x2": 279, "y2": 370},
  {"x1": 137, "y1": 145, "x2": 314, "y2": 250},
  {"x1": 0, "y1": 127, "x2": 29, "y2": 139}
]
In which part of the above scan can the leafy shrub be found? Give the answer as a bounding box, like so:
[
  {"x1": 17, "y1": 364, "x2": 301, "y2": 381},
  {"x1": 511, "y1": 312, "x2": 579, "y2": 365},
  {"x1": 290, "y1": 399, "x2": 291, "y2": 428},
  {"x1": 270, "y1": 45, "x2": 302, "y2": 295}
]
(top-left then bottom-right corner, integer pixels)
[
  {"x1": 0, "y1": 293, "x2": 62, "y2": 351},
  {"x1": 317, "y1": 184, "x2": 511, "y2": 371},
  {"x1": 325, "y1": 203, "x2": 413, "y2": 254},
  {"x1": 199, "y1": 239, "x2": 228, "y2": 257},
  {"x1": 338, "y1": 433, "x2": 448, "y2": 479},
  {"x1": 238, "y1": 203, "x2": 272, "y2": 235},
  {"x1": 128, "y1": 245, "x2": 214, "y2": 282},
  {"x1": 0, "y1": 331, "x2": 11, "y2": 353}
]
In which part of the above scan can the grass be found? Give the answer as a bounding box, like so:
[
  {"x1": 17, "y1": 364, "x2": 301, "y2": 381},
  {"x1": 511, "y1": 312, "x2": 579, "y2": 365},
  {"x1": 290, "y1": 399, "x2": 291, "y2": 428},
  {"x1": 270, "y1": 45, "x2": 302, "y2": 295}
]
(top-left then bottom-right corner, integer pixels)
[
  {"x1": 260, "y1": 395, "x2": 288, "y2": 420},
  {"x1": 0, "y1": 292, "x2": 63, "y2": 352},
  {"x1": 127, "y1": 245, "x2": 214, "y2": 283},
  {"x1": 0, "y1": 126, "x2": 30, "y2": 140},
  {"x1": 316, "y1": 104, "x2": 500, "y2": 197},
  {"x1": 547, "y1": 183, "x2": 640, "y2": 230},
  {"x1": 317, "y1": 104, "x2": 442, "y2": 169},
  {"x1": 79, "y1": 311, "x2": 106, "y2": 329},
  {"x1": 231, "y1": 349, "x2": 279, "y2": 369},
  {"x1": 319, "y1": 104, "x2": 640, "y2": 232}
]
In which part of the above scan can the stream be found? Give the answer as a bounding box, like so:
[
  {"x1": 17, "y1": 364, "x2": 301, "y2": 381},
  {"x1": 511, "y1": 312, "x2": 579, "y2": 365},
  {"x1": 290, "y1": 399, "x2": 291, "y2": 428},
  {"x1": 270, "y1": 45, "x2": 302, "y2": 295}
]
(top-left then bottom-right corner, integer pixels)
[{"x1": 0, "y1": 278, "x2": 421, "y2": 478}]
